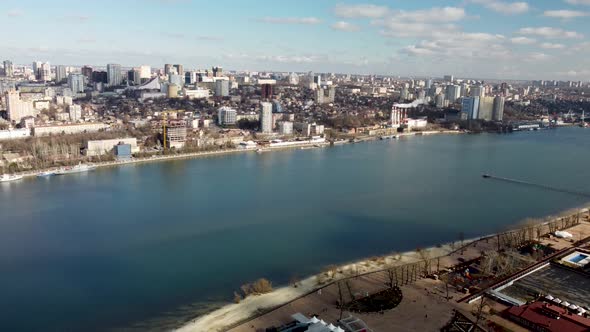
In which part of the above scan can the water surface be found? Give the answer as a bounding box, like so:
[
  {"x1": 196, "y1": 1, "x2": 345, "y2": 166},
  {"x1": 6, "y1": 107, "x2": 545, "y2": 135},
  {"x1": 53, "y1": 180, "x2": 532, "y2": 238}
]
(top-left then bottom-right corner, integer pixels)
[{"x1": 1, "y1": 127, "x2": 589, "y2": 331}]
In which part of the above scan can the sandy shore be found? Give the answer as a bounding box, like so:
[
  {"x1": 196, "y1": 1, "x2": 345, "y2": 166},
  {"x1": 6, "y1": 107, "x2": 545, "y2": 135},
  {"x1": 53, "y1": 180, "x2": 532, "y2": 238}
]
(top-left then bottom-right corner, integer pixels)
[
  {"x1": 14, "y1": 130, "x2": 462, "y2": 179},
  {"x1": 175, "y1": 239, "x2": 470, "y2": 332}
]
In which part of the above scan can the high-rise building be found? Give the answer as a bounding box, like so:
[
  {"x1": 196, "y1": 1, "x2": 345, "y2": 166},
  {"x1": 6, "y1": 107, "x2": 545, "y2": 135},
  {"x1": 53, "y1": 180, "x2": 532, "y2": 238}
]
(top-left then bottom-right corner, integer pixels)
[
  {"x1": 461, "y1": 97, "x2": 480, "y2": 120},
  {"x1": 3, "y1": 60, "x2": 14, "y2": 77},
  {"x1": 478, "y1": 96, "x2": 494, "y2": 121},
  {"x1": 169, "y1": 74, "x2": 184, "y2": 87},
  {"x1": 5, "y1": 90, "x2": 37, "y2": 122},
  {"x1": 173, "y1": 64, "x2": 184, "y2": 77},
  {"x1": 313, "y1": 75, "x2": 322, "y2": 85},
  {"x1": 261, "y1": 84, "x2": 273, "y2": 99},
  {"x1": 493, "y1": 96, "x2": 505, "y2": 121},
  {"x1": 92, "y1": 71, "x2": 108, "y2": 84},
  {"x1": 107, "y1": 63, "x2": 122, "y2": 86},
  {"x1": 288, "y1": 72, "x2": 299, "y2": 85},
  {"x1": 435, "y1": 94, "x2": 445, "y2": 108},
  {"x1": 260, "y1": 102, "x2": 273, "y2": 133},
  {"x1": 443, "y1": 75, "x2": 454, "y2": 82},
  {"x1": 81, "y1": 66, "x2": 93, "y2": 79},
  {"x1": 278, "y1": 121, "x2": 293, "y2": 135},
  {"x1": 445, "y1": 85, "x2": 461, "y2": 104},
  {"x1": 215, "y1": 80, "x2": 230, "y2": 97},
  {"x1": 212, "y1": 66, "x2": 223, "y2": 77},
  {"x1": 470, "y1": 85, "x2": 484, "y2": 98},
  {"x1": 139, "y1": 65, "x2": 151, "y2": 80},
  {"x1": 32, "y1": 61, "x2": 42, "y2": 80},
  {"x1": 164, "y1": 64, "x2": 173, "y2": 75},
  {"x1": 68, "y1": 73, "x2": 85, "y2": 93},
  {"x1": 315, "y1": 86, "x2": 335, "y2": 104},
  {"x1": 69, "y1": 104, "x2": 82, "y2": 122},
  {"x1": 426, "y1": 79, "x2": 433, "y2": 89},
  {"x1": 217, "y1": 107, "x2": 237, "y2": 125},
  {"x1": 272, "y1": 101, "x2": 283, "y2": 113},
  {"x1": 400, "y1": 87, "x2": 409, "y2": 100},
  {"x1": 56, "y1": 65, "x2": 68, "y2": 83},
  {"x1": 40, "y1": 62, "x2": 51, "y2": 82}
]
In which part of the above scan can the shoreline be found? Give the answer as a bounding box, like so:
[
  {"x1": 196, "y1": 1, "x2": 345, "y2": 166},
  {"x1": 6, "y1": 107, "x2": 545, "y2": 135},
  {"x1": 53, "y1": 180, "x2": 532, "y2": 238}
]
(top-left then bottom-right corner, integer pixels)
[
  {"x1": 11, "y1": 129, "x2": 462, "y2": 180},
  {"x1": 175, "y1": 205, "x2": 589, "y2": 332}
]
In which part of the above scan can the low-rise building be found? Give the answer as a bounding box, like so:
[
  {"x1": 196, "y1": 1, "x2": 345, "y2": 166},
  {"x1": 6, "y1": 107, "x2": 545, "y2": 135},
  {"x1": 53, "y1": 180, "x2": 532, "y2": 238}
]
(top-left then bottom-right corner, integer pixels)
[
  {"x1": 33, "y1": 122, "x2": 109, "y2": 136},
  {"x1": 0, "y1": 128, "x2": 31, "y2": 140},
  {"x1": 85, "y1": 138, "x2": 139, "y2": 156},
  {"x1": 278, "y1": 121, "x2": 293, "y2": 135}
]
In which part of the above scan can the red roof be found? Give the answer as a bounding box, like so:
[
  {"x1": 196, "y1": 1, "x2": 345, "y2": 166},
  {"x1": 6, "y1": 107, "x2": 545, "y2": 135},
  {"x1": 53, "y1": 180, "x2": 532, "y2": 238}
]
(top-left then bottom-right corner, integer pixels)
[{"x1": 505, "y1": 301, "x2": 590, "y2": 332}]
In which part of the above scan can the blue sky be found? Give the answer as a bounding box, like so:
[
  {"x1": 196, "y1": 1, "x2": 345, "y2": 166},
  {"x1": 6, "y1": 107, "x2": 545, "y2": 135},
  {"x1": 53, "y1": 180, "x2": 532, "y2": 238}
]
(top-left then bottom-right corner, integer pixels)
[{"x1": 1, "y1": 0, "x2": 590, "y2": 80}]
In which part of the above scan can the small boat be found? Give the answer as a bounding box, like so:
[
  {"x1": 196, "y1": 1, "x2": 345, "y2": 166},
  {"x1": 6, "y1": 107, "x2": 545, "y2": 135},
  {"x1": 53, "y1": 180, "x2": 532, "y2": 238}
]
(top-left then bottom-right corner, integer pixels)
[
  {"x1": 256, "y1": 148, "x2": 269, "y2": 153},
  {"x1": 0, "y1": 174, "x2": 23, "y2": 182},
  {"x1": 37, "y1": 170, "x2": 55, "y2": 178},
  {"x1": 55, "y1": 163, "x2": 96, "y2": 175},
  {"x1": 482, "y1": 174, "x2": 491, "y2": 178}
]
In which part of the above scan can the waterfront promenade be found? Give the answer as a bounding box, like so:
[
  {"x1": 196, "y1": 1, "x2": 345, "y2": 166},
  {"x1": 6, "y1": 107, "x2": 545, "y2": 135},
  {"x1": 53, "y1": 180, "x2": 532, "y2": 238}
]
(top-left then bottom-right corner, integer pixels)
[{"x1": 12, "y1": 130, "x2": 461, "y2": 180}]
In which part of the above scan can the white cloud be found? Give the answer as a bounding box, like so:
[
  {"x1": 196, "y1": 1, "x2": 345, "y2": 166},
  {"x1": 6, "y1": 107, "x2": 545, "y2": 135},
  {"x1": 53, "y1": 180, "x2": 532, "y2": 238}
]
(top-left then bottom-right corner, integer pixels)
[
  {"x1": 526, "y1": 52, "x2": 552, "y2": 61},
  {"x1": 539, "y1": 42, "x2": 565, "y2": 49},
  {"x1": 394, "y1": 7, "x2": 466, "y2": 22},
  {"x1": 470, "y1": 0, "x2": 529, "y2": 15},
  {"x1": 7, "y1": 9, "x2": 23, "y2": 17},
  {"x1": 334, "y1": 4, "x2": 390, "y2": 18},
  {"x1": 556, "y1": 69, "x2": 590, "y2": 78},
  {"x1": 543, "y1": 10, "x2": 589, "y2": 19},
  {"x1": 224, "y1": 53, "x2": 324, "y2": 64},
  {"x1": 331, "y1": 21, "x2": 360, "y2": 32},
  {"x1": 400, "y1": 32, "x2": 510, "y2": 59},
  {"x1": 373, "y1": 7, "x2": 466, "y2": 38},
  {"x1": 511, "y1": 36, "x2": 536, "y2": 44},
  {"x1": 257, "y1": 17, "x2": 322, "y2": 25},
  {"x1": 518, "y1": 27, "x2": 584, "y2": 39},
  {"x1": 564, "y1": 0, "x2": 590, "y2": 5}
]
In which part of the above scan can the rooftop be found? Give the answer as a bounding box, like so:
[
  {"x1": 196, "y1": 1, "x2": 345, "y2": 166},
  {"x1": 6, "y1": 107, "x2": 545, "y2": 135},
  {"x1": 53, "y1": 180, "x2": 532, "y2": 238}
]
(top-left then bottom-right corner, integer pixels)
[{"x1": 505, "y1": 301, "x2": 590, "y2": 332}]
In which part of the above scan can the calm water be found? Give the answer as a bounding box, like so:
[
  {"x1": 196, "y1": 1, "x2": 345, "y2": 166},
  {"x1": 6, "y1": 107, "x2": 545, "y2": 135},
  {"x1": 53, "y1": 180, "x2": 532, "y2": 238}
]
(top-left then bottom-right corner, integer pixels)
[{"x1": 1, "y1": 127, "x2": 590, "y2": 331}]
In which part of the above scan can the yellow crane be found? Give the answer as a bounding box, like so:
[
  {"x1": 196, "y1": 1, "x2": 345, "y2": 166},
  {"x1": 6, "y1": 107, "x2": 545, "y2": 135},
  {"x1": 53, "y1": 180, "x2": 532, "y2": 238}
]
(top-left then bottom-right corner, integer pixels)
[{"x1": 161, "y1": 112, "x2": 168, "y2": 150}]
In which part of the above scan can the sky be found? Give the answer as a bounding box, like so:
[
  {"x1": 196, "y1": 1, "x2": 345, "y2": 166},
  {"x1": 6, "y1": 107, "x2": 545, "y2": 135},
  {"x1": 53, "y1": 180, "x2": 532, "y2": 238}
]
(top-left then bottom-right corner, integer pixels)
[{"x1": 1, "y1": 0, "x2": 590, "y2": 80}]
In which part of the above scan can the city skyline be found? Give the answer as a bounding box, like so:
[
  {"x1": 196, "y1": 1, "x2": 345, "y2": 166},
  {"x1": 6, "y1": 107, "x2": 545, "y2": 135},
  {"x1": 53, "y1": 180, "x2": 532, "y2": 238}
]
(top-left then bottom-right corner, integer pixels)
[{"x1": 1, "y1": 0, "x2": 590, "y2": 80}]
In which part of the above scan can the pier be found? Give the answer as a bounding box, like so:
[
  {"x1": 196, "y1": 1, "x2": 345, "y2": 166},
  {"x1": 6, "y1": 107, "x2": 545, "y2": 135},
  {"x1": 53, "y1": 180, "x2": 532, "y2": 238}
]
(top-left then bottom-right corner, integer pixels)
[{"x1": 482, "y1": 173, "x2": 590, "y2": 198}]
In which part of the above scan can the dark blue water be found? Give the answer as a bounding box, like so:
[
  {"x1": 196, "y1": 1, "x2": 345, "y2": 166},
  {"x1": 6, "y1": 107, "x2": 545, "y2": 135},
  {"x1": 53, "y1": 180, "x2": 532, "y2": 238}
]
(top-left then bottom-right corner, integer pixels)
[{"x1": 1, "y1": 127, "x2": 589, "y2": 331}]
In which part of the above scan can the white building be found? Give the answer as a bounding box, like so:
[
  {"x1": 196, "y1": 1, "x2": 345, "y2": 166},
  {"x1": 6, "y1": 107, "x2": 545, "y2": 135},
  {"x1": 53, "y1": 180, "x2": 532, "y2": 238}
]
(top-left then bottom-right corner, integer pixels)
[
  {"x1": 288, "y1": 72, "x2": 299, "y2": 85},
  {"x1": 470, "y1": 85, "x2": 484, "y2": 98},
  {"x1": 215, "y1": 80, "x2": 230, "y2": 97},
  {"x1": 217, "y1": 107, "x2": 237, "y2": 125},
  {"x1": 493, "y1": 96, "x2": 505, "y2": 121},
  {"x1": 33, "y1": 123, "x2": 109, "y2": 136},
  {"x1": 445, "y1": 85, "x2": 461, "y2": 104},
  {"x1": 184, "y1": 87, "x2": 210, "y2": 99},
  {"x1": 107, "y1": 63, "x2": 122, "y2": 86},
  {"x1": 278, "y1": 121, "x2": 293, "y2": 135},
  {"x1": 56, "y1": 65, "x2": 68, "y2": 83},
  {"x1": 260, "y1": 102, "x2": 273, "y2": 133},
  {"x1": 68, "y1": 73, "x2": 85, "y2": 93},
  {"x1": 40, "y1": 62, "x2": 51, "y2": 82},
  {"x1": 0, "y1": 128, "x2": 31, "y2": 140},
  {"x1": 5, "y1": 90, "x2": 37, "y2": 122},
  {"x1": 85, "y1": 138, "x2": 138, "y2": 156},
  {"x1": 478, "y1": 96, "x2": 494, "y2": 121},
  {"x1": 139, "y1": 65, "x2": 151, "y2": 79},
  {"x1": 69, "y1": 104, "x2": 82, "y2": 122}
]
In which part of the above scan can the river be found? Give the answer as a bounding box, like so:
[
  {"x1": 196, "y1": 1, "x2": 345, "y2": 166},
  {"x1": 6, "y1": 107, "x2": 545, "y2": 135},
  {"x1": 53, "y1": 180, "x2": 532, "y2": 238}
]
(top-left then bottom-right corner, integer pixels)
[{"x1": 1, "y1": 127, "x2": 589, "y2": 331}]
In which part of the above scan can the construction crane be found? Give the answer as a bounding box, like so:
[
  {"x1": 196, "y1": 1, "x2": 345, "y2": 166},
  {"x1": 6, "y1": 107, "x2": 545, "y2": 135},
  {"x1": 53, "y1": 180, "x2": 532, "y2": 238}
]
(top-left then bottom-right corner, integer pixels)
[{"x1": 161, "y1": 112, "x2": 168, "y2": 150}]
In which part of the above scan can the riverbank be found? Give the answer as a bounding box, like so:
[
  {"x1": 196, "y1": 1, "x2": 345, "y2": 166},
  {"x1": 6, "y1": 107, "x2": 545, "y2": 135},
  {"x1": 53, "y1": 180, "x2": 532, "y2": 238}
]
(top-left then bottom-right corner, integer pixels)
[
  {"x1": 176, "y1": 205, "x2": 589, "y2": 332},
  {"x1": 12, "y1": 129, "x2": 462, "y2": 180}
]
